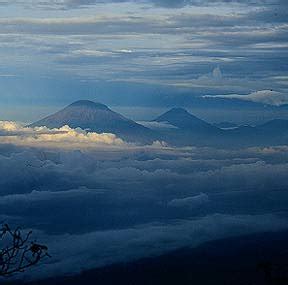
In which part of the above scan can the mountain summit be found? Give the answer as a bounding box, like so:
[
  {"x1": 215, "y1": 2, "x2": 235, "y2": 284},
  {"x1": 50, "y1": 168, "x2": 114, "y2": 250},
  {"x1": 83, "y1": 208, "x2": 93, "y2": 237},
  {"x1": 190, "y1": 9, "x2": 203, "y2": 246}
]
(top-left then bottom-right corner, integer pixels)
[
  {"x1": 154, "y1": 107, "x2": 218, "y2": 132},
  {"x1": 30, "y1": 100, "x2": 155, "y2": 143},
  {"x1": 68, "y1": 100, "x2": 110, "y2": 110}
]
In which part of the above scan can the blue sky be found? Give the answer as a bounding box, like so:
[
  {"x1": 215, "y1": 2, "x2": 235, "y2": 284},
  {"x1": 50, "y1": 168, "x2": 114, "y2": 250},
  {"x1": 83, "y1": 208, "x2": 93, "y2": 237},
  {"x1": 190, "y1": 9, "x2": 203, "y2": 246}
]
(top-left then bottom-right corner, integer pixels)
[{"x1": 0, "y1": 0, "x2": 288, "y2": 121}]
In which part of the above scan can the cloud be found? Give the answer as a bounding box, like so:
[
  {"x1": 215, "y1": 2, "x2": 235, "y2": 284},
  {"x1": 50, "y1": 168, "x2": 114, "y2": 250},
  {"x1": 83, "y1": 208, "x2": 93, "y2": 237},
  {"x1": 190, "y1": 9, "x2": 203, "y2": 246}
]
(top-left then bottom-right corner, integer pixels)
[
  {"x1": 149, "y1": 0, "x2": 288, "y2": 8},
  {"x1": 0, "y1": 187, "x2": 102, "y2": 206},
  {"x1": 137, "y1": 121, "x2": 178, "y2": 130},
  {"x1": 0, "y1": 121, "x2": 126, "y2": 148},
  {"x1": 17, "y1": 213, "x2": 287, "y2": 281},
  {"x1": 212, "y1": 66, "x2": 222, "y2": 80},
  {"x1": 203, "y1": 90, "x2": 288, "y2": 106},
  {"x1": 1, "y1": 136, "x2": 288, "y2": 280},
  {"x1": 7, "y1": 0, "x2": 285, "y2": 9},
  {"x1": 168, "y1": 193, "x2": 209, "y2": 208},
  {"x1": 0, "y1": 0, "x2": 287, "y2": 102}
]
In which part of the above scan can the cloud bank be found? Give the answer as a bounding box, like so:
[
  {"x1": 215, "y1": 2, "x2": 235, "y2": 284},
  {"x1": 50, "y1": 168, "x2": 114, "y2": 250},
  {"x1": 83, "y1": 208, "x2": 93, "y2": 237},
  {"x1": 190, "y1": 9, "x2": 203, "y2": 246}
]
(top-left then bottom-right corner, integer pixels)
[
  {"x1": 0, "y1": 121, "x2": 125, "y2": 148},
  {"x1": 0, "y1": 125, "x2": 288, "y2": 281}
]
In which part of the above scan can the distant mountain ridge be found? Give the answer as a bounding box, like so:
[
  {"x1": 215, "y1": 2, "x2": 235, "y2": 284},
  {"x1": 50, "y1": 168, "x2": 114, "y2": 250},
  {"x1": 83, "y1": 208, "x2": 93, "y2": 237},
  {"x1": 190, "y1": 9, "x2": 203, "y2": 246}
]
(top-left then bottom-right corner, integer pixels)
[
  {"x1": 30, "y1": 100, "x2": 288, "y2": 147},
  {"x1": 257, "y1": 119, "x2": 288, "y2": 133},
  {"x1": 213, "y1": 122, "x2": 239, "y2": 129}
]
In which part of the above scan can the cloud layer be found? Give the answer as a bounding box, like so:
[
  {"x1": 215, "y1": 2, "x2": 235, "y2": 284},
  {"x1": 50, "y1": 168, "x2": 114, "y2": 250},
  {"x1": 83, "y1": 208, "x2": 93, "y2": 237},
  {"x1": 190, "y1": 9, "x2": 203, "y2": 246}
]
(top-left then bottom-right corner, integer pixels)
[
  {"x1": 1, "y1": 123, "x2": 288, "y2": 281},
  {"x1": 0, "y1": 121, "x2": 125, "y2": 148}
]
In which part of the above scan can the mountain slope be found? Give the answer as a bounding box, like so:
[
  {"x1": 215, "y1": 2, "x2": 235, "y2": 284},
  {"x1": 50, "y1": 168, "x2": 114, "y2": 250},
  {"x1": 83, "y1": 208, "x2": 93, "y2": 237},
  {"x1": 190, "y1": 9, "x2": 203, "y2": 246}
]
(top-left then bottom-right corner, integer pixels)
[
  {"x1": 213, "y1": 122, "x2": 238, "y2": 129},
  {"x1": 257, "y1": 119, "x2": 288, "y2": 133},
  {"x1": 151, "y1": 108, "x2": 222, "y2": 147},
  {"x1": 153, "y1": 108, "x2": 219, "y2": 133},
  {"x1": 30, "y1": 100, "x2": 156, "y2": 143}
]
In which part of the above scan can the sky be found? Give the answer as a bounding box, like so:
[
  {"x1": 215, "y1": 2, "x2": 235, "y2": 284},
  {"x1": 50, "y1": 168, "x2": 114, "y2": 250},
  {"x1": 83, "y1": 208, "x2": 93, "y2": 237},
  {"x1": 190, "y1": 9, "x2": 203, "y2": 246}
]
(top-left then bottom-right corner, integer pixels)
[{"x1": 0, "y1": 0, "x2": 288, "y2": 122}]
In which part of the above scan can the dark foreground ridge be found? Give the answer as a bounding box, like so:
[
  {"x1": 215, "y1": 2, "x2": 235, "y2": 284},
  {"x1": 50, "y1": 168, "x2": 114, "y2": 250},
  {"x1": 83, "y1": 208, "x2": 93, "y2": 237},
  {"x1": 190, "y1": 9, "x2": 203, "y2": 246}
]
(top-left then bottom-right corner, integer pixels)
[{"x1": 8, "y1": 230, "x2": 288, "y2": 285}]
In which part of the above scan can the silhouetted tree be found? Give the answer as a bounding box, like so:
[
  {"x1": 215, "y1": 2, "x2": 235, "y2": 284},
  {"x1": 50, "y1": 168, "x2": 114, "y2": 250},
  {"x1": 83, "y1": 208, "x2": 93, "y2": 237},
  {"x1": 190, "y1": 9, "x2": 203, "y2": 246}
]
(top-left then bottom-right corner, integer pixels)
[{"x1": 0, "y1": 223, "x2": 50, "y2": 277}]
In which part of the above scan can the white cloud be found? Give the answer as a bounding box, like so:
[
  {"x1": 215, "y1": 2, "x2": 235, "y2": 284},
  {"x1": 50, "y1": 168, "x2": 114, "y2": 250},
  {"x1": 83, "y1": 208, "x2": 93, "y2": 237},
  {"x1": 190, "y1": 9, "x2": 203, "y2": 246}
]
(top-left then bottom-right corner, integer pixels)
[
  {"x1": 0, "y1": 121, "x2": 126, "y2": 148},
  {"x1": 0, "y1": 121, "x2": 20, "y2": 132},
  {"x1": 212, "y1": 66, "x2": 222, "y2": 80},
  {"x1": 168, "y1": 193, "x2": 209, "y2": 208},
  {"x1": 0, "y1": 187, "x2": 102, "y2": 206},
  {"x1": 137, "y1": 121, "x2": 178, "y2": 130},
  {"x1": 204, "y1": 90, "x2": 288, "y2": 106}
]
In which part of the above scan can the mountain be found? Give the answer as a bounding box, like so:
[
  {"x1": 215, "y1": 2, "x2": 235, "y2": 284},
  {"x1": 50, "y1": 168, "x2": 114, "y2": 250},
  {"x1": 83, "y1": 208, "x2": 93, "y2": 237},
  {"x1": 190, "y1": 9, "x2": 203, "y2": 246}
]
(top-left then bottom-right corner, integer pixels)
[
  {"x1": 253, "y1": 119, "x2": 288, "y2": 145},
  {"x1": 257, "y1": 119, "x2": 288, "y2": 133},
  {"x1": 29, "y1": 102, "x2": 288, "y2": 147},
  {"x1": 30, "y1": 100, "x2": 156, "y2": 143},
  {"x1": 213, "y1": 122, "x2": 239, "y2": 129},
  {"x1": 221, "y1": 119, "x2": 288, "y2": 147},
  {"x1": 153, "y1": 108, "x2": 219, "y2": 133},
  {"x1": 151, "y1": 108, "x2": 222, "y2": 146},
  {"x1": 152, "y1": 108, "x2": 288, "y2": 147}
]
